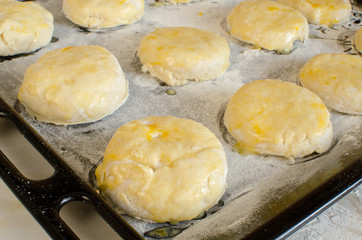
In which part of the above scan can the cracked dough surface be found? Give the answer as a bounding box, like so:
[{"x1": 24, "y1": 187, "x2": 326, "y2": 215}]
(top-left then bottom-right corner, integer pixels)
[
  {"x1": 95, "y1": 116, "x2": 227, "y2": 223},
  {"x1": 224, "y1": 79, "x2": 333, "y2": 159},
  {"x1": 62, "y1": 0, "x2": 144, "y2": 29},
  {"x1": 277, "y1": 0, "x2": 351, "y2": 25},
  {"x1": 227, "y1": 0, "x2": 308, "y2": 53},
  {"x1": 299, "y1": 53, "x2": 362, "y2": 115},
  {"x1": 0, "y1": 1, "x2": 53, "y2": 56},
  {"x1": 138, "y1": 27, "x2": 230, "y2": 86},
  {"x1": 18, "y1": 45, "x2": 128, "y2": 125}
]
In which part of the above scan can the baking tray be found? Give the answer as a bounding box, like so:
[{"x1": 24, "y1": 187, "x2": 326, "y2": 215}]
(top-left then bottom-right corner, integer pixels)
[{"x1": 0, "y1": 0, "x2": 361, "y2": 239}]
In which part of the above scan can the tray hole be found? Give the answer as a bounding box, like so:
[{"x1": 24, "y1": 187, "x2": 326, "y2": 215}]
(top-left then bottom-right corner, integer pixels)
[
  {"x1": 60, "y1": 201, "x2": 122, "y2": 240},
  {"x1": 0, "y1": 118, "x2": 54, "y2": 180},
  {"x1": 0, "y1": 179, "x2": 50, "y2": 239}
]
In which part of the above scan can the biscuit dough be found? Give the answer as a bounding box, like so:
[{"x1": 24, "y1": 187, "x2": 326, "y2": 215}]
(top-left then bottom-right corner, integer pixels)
[
  {"x1": 277, "y1": 0, "x2": 351, "y2": 25},
  {"x1": 18, "y1": 45, "x2": 128, "y2": 125},
  {"x1": 62, "y1": 0, "x2": 144, "y2": 29},
  {"x1": 227, "y1": 0, "x2": 309, "y2": 53},
  {"x1": 95, "y1": 116, "x2": 227, "y2": 223},
  {"x1": 138, "y1": 27, "x2": 230, "y2": 86},
  {"x1": 224, "y1": 79, "x2": 333, "y2": 159},
  {"x1": 0, "y1": 1, "x2": 54, "y2": 56},
  {"x1": 355, "y1": 27, "x2": 362, "y2": 53},
  {"x1": 299, "y1": 53, "x2": 362, "y2": 115}
]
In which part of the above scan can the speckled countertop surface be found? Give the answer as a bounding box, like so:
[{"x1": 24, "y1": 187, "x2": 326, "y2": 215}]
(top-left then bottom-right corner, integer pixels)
[{"x1": 287, "y1": 185, "x2": 362, "y2": 240}]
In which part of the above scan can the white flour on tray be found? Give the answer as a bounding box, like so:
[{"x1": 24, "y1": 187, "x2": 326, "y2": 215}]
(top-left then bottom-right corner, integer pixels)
[{"x1": 0, "y1": 0, "x2": 361, "y2": 239}]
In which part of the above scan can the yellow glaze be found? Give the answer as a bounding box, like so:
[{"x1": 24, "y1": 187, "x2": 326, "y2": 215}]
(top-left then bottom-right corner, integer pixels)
[
  {"x1": 18, "y1": 45, "x2": 128, "y2": 125},
  {"x1": 96, "y1": 116, "x2": 227, "y2": 223},
  {"x1": 138, "y1": 27, "x2": 230, "y2": 86},
  {"x1": 224, "y1": 79, "x2": 332, "y2": 159},
  {"x1": 277, "y1": 0, "x2": 351, "y2": 25},
  {"x1": 0, "y1": 1, "x2": 53, "y2": 56},
  {"x1": 62, "y1": 0, "x2": 144, "y2": 28},
  {"x1": 355, "y1": 27, "x2": 362, "y2": 53},
  {"x1": 299, "y1": 53, "x2": 362, "y2": 114},
  {"x1": 227, "y1": 0, "x2": 308, "y2": 52}
]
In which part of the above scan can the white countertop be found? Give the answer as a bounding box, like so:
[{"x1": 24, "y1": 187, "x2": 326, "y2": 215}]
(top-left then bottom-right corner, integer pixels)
[{"x1": 0, "y1": 117, "x2": 361, "y2": 240}]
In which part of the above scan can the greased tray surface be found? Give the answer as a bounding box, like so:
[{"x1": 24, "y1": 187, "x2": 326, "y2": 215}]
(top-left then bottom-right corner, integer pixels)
[{"x1": 0, "y1": 0, "x2": 361, "y2": 239}]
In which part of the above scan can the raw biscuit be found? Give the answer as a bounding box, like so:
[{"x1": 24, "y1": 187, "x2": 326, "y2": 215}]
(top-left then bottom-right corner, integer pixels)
[
  {"x1": 138, "y1": 27, "x2": 230, "y2": 86},
  {"x1": 0, "y1": 1, "x2": 53, "y2": 56},
  {"x1": 224, "y1": 79, "x2": 333, "y2": 159},
  {"x1": 227, "y1": 0, "x2": 309, "y2": 53},
  {"x1": 95, "y1": 116, "x2": 227, "y2": 223},
  {"x1": 18, "y1": 45, "x2": 128, "y2": 125},
  {"x1": 355, "y1": 27, "x2": 362, "y2": 53},
  {"x1": 277, "y1": 0, "x2": 351, "y2": 26},
  {"x1": 62, "y1": 0, "x2": 144, "y2": 29},
  {"x1": 299, "y1": 53, "x2": 362, "y2": 115}
]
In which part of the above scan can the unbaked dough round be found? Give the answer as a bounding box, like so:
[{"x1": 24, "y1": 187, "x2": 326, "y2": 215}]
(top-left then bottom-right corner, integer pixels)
[
  {"x1": 0, "y1": 1, "x2": 54, "y2": 56},
  {"x1": 277, "y1": 0, "x2": 351, "y2": 26},
  {"x1": 138, "y1": 27, "x2": 230, "y2": 86},
  {"x1": 18, "y1": 45, "x2": 128, "y2": 125},
  {"x1": 227, "y1": 0, "x2": 309, "y2": 53},
  {"x1": 355, "y1": 27, "x2": 362, "y2": 54},
  {"x1": 62, "y1": 0, "x2": 144, "y2": 29},
  {"x1": 95, "y1": 116, "x2": 227, "y2": 223},
  {"x1": 299, "y1": 53, "x2": 362, "y2": 115},
  {"x1": 224, "y1": 79, "x2": 333, "y2": 159}
]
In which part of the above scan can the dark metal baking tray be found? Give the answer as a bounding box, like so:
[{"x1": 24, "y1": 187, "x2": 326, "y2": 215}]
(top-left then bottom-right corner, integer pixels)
[{"x1": 0, "y1": 0, "x2": 361, "y2": 239}]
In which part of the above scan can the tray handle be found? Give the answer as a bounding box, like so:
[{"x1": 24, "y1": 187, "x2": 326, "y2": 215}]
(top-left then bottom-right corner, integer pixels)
[{"x1": 0, "y1": 98, "x2": 144, "y2": 240}]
